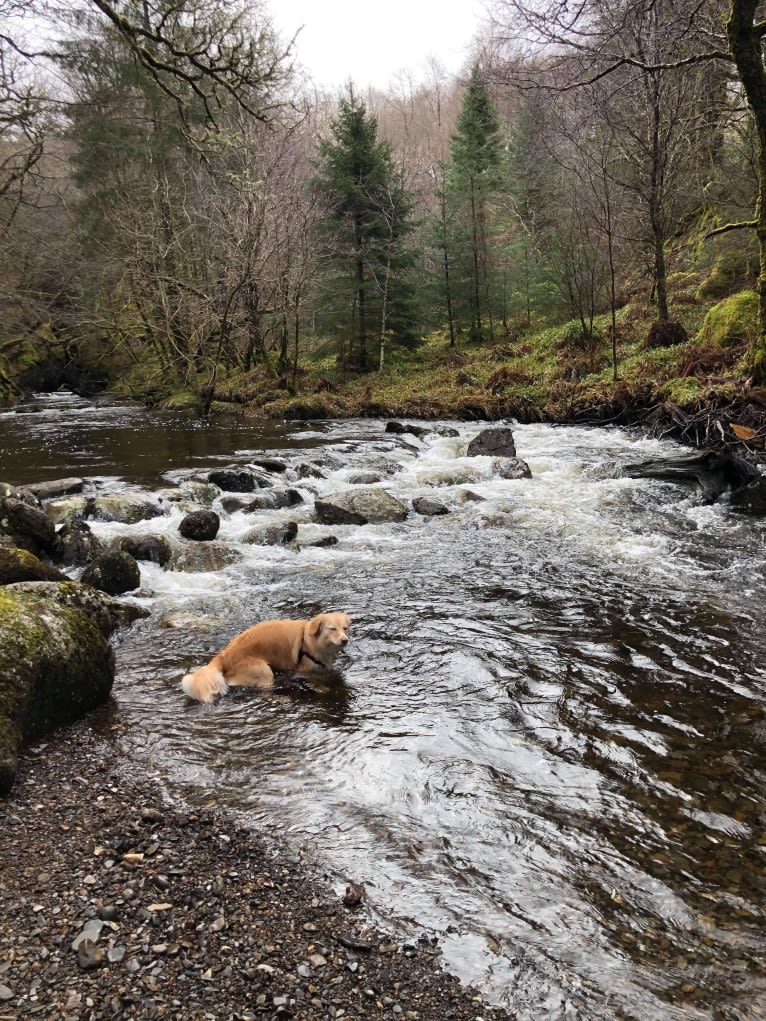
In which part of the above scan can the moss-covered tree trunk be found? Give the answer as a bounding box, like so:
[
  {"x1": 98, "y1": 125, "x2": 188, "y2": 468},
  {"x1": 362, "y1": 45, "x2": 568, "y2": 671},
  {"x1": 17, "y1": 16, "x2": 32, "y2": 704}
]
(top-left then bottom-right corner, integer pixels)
[{"x1": 727, "y1": 0, "x2": 766, "y2": 383}]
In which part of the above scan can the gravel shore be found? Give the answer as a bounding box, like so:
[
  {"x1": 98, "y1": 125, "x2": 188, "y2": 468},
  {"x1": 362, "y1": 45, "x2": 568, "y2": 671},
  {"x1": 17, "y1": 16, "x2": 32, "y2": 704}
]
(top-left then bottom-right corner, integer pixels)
[{"x1": 0, "y1": 720, "x2": 502, "y2": 1021}]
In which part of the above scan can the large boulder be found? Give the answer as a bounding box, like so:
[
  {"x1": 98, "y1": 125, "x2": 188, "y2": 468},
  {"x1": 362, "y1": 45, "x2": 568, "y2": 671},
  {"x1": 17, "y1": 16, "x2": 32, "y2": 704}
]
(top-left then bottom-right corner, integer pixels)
[
  {"x1": 6, "y1": 580, "x2": 150, "y2": 636},
  {"x1": 0, "y1": 495, "x2": 57, "y2": 556},
  {"x1": 208, "y1": 468, "x2": 267, "y2": 493},
  {"x1": 0, "y1": 547, "x2": 66, "y2": 585},
  {"x1": 314, "y1": 487, "x2": 408, "y2": 526},
  {"x1": 81, "y1": 551, "x2": 141, "y2": 595},
  {"x1": 466, "y1": 427, "x2": 517, "y2": 459},
  {"x1": 0, "y1": 584, "x2": 115, "y2": 794},
  {"x1": 242, "y1": 521, "x2": 298, "y2": 546}
]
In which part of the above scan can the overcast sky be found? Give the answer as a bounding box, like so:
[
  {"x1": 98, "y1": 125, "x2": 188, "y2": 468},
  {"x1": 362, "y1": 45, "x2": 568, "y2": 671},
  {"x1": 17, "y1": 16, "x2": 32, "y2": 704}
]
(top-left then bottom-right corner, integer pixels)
[{"x1": 270, "y1": 0, "x2": 487, "y2": 91}]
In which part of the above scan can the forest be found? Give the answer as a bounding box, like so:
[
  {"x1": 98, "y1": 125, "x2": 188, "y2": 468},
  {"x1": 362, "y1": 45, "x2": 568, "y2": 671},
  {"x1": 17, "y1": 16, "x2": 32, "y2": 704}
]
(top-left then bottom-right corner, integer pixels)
[{"x1": 2, "y1": 0, "x2": 766, "y2": 445}]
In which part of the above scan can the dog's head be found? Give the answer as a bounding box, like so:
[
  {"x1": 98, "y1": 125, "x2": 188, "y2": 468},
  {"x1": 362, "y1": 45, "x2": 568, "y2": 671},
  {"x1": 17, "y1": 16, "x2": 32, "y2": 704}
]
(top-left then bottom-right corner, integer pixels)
[{"x1": 306, "y1": 612, "x2": 351, "y2": 659}]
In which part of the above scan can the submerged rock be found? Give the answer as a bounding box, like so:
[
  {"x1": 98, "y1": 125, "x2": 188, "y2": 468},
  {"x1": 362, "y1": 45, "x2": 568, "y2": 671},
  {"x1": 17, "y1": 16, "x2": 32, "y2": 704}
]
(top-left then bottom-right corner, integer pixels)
[
  {"x1": 242, "y1": 489, "x2": 303, "y2": 512},
  {"x1": 0, "y1": 585, "x2": 115, "y2": 794},
  {"x1": 314, "y1": 487, "x2": 408, "y2": 525},
  {"x1": 169, "y1": 543, "x2": 241, "y2": 573},
  {"x1": 81, "y1": 551, "x2": 141, "y2": 595},
  {"x1": 466, "y1": 427, "x2": 517, "y2": 459},
  {"x1": 726, "y1": 476, "x2": 766, "y2": 515}
]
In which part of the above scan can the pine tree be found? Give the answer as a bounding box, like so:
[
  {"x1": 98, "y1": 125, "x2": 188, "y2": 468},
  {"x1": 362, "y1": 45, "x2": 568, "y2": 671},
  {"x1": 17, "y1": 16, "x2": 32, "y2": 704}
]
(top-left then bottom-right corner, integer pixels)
[
  {"x1": 313, "y1": 92, "x2": 417, "y2": 371},
  {"x1": 447, "y1": 65, "x2": 504, "y2": 342}
]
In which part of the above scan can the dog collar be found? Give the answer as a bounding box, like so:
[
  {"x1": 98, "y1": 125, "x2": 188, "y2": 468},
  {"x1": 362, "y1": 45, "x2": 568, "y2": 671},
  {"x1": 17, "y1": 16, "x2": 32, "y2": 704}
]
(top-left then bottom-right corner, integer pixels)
[{"x1": 300, "y1": 648, "x2": 325, "y2": 668}]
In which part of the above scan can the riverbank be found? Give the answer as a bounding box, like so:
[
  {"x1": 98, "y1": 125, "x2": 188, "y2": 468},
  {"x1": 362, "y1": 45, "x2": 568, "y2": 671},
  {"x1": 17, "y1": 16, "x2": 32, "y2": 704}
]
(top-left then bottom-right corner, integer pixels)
[{"x1": 0, "y1": 717, "x2": 499, "y2": 1021}]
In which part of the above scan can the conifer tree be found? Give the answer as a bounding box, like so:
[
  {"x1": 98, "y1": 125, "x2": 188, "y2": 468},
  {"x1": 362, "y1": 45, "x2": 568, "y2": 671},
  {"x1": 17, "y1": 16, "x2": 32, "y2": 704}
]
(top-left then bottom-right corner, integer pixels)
[
  {"x1": 313, "y1": 91, "x2": 417, "y2": 371},
  {"x1": 447, "y1": 65, "x2": 504, "y2": 342}
]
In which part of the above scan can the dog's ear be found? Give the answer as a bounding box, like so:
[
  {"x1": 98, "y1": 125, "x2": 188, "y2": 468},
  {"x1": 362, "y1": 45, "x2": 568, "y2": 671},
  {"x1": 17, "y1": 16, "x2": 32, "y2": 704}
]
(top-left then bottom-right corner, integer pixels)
[{"x1": 307, "y1": 615, "x2": 324, "y2": 638}]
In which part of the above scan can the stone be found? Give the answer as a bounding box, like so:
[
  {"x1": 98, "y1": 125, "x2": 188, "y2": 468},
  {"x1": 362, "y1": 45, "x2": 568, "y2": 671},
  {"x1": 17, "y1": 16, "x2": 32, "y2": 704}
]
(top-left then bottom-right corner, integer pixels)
[
  {"x1": 412, "y1": 497, "x2": 449, "y2": 517},
  {"x1": 242, "y1": 490, "x2": 303, "y2": 512},
  {"x1": 113, "y1": 534, "x2": 172, "y2": 566},
  {"x1": 493, "y1": 457, "x2": 532, "y2": 480},
  {"x1": 179, "y1": 510, "x2": 220, "y2": 542},
  {"x1": 314, "y1": 488, "x2": 408, "y2": 526},
  {"x1": 77, "y1": 939, "x2": 104, "y2": 970},
  {"x1": 87, "y1": 492, "x2": 165, "y2": 524},
  {"x1": 347, "y1": 474, "x2": 382, "y2": 485},
  {"x1": 249, "y1": 457, "x2": 288, "y2": 473},
  {"x1": 384, "y1": 421, "x2": 431, "y2": 438},
  {"x1": 0, "y1": 496, "x2": 57, "y2": 556},
  {"x1": 466, "y1": 427, "x2": 516, "y2": 459},
  {"x1": 55, "y1": 519, "x2": 103, "y2": 567},
  {"x1": 26, "y1": 478, "x2": 84, "y2": 501},
  {"x1": 242, "y1": 521, "x2": 298, "y2": 546},
  {"x1": 0, "y1": 585, "x2": 114, "y2": 794},
  {"x1": 81, "y1": 551, "x2": 141, "y2": 595},
  {"x1": 45, "y1": 495, "x2": 89, "y2": 525},
  {"x1": 6, "y1": 580, "x2": 149, "y2": 636},
  {"x1": 728, "y1": 477, "x2": 766, "y2": 515},
  {"x1": 208, "y1": 469, "x2": 261, "y2": 492},
  {"x1": 168, "y1": 543, "x2": 241, "y2": 573},
  {"x1": 0, "y1": 546, "x2": 66, "y2": 584}
]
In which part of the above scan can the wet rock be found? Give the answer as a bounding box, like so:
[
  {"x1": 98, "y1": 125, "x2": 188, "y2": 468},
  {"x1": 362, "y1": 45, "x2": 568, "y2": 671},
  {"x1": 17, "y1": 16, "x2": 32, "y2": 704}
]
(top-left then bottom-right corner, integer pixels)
[
  {"x1": 0, "y1": 483, "x2": 38, "y2": 506},
  {"x1": 169, "y1": 543, "x2": 242, "y2": 573},
  {"x1": 466, "y1": 427, "x2": 516, "y2": 459},
  {"x1": 6, "y1": 580, "x2": 148, "y2": 637},
  {"x1": 179, "y1": 510, "x2": 220, "y2": 541},
  {"x1": 385, "y1": 421, "x2": 431, "y2": 438},
  {"x1": 300, "y1": 535, "x2": 339, "y2": 549},
  {"x1": 412, "y1": 497, "x2": 449, "y2": 517},
  {"x1": 45, "y1": 495, "x2": 89, "y2": 525},
  {"x1": 26, "y1": 477, "x2": 84, "y2": 501},
  {"x1": 432, "y1": 425, "x2": 460, "y2": 438},
  {"x1": 0, "y1": 495, "x2": 57, "y2": 556},
  {"x1": 456, "y1": 489, "x2": 485, "y2": 503},
  {"x1": 242, "y1": 521, "x2": 298, "y2": 546},
  {"x1": 493, "y1": 457, "x2": 532, "y2": 480},
  {"x1": 0, "y1": 587, "x2": 114, "y2": 794},
  {"x1": 208, "y1": 468, "x2": 263, "y2": 492},
  {"x1": 55, "y1": 519, "x2": 103, "y2": 567},
  {"x1": 87, "y1": 492, "x2": 166, "y2": 524},
  {"x1": 296, "y1": 462, "x2": 325, "y2": 480},
  {"x1": 249, "y1": 457, "x2": 288, "y2": 473},
  {"x1": 623, "y1": 448, "x2": 758, "y2": 503},
  {"x1": 81, "y1": 550, "x2": 141, "y2": 595},
  {"x1": 343, "y1": 882, "x2": 365, "y2": 907},
  {"x1": 725, "y1": 476, "x2": 766, "y2": 515},
  {"x1": 314, "y1": 488, "x2": 408, "y2": 526},
  {"x1": 242, "y1": 489, "x2": 304, "y2": 512},
  {"x1": 0, "y1": 546, "x2": 66, "y2": 584},
  {"x1": 113, "y1": 533, "x2": 172, "y2": 566},
  {"x1": 348, "y1": 473, "x2": 382, "y2": 485}
]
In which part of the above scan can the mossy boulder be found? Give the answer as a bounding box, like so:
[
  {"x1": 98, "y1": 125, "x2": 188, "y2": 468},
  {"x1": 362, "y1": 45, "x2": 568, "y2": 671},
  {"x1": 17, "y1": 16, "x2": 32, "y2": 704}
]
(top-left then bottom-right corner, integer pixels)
[
  {"x1": 55, "y1": 519, "x2": 103, "y2": 567},
  {"x1": 0, "y1": 585, "x2": 115, "y2": 794},
  {"x1": 697, "y1": 291, "x2": 758, "y2": 349},
  {"x1": 7, "y1": 580, "x2": 150, "y2": 634},
  {"x1": 112, "y1": 534, "x2": 172, "y2": 566},
  {"x1": 0, "y1": 546, "x2": 67, "y2": 585},
  {"x1": 87, "y1": 492, "x2": 166, "y2": 525}
]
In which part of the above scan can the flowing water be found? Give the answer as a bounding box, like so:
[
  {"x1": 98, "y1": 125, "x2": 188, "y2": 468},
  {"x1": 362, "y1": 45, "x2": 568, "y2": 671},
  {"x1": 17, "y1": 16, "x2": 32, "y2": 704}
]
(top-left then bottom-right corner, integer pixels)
[{"x1": 2, "y1": 392, "x2": 765, "y2": 1020}]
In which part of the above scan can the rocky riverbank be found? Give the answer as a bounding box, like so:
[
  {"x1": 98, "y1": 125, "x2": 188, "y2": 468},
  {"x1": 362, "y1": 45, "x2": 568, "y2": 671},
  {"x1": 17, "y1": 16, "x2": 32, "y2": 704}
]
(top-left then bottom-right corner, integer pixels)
[{"x1": 0, "y1": 718, "x2": 501, "y2": 1021}]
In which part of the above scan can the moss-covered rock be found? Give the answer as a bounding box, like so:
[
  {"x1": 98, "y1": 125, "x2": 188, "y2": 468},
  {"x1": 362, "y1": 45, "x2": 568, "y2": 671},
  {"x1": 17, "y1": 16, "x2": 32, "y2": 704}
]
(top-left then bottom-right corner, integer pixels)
[
  {"x1": 0, "y1": 586, "x2": 115, "y2": 794},
  {"x1": 7, "y1": 580, "x2": 149, "y2": 635},
  {"x1": 697, "y1": 291, "x2": 759, "y2": 349},
  {"x1": 0, "y1": 546, "x2": 67, "y2": 585}
]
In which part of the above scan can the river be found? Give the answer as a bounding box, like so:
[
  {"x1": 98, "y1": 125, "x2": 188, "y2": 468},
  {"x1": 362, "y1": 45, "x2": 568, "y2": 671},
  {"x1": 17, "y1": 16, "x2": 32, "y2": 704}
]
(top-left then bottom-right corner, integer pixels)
[{"x1": 1, "y1": 392, "x2": 765, "y2": 1020}]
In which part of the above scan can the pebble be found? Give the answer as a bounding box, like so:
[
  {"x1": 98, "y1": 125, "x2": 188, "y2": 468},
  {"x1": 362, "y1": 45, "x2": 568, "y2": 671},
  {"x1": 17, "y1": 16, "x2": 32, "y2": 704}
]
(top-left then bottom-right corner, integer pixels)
[{"x1": 77, "y1": 939, "x2": 104, "y2": 970}]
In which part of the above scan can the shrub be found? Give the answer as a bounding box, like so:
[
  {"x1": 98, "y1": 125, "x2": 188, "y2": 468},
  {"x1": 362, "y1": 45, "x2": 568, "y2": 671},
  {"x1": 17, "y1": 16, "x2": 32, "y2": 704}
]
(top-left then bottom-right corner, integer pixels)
[{"x1": 697, "y1": 290, "x2": 758, "y2": 349}]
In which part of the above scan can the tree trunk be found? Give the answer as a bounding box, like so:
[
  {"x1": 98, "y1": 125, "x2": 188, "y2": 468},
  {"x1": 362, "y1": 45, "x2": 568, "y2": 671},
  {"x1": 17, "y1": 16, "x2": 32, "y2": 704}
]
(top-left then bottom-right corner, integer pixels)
[{"x1": 727, "y1": 0, "x2": 766, "y2": 382}]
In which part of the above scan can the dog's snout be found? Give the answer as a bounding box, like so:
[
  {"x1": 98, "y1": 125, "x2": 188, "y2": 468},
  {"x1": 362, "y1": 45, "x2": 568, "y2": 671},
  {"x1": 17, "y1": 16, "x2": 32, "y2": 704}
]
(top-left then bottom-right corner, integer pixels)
[{"x1": 340, "y1": 637, "x2": 349, "y2": 646}]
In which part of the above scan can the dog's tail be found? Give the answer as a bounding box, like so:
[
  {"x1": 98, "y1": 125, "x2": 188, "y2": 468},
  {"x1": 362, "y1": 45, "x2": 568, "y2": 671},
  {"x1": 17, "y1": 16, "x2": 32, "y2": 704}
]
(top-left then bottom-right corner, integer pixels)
[{"x1": 181, "y1": 662, "x2": 228, "y2": 703}]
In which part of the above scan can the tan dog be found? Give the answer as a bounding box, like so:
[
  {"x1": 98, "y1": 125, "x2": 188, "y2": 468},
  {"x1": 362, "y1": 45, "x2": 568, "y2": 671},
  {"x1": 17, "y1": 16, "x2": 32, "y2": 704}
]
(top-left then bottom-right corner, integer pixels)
[{"x1": 181, "y1": 612, "x2": 351, "y2": 703}]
